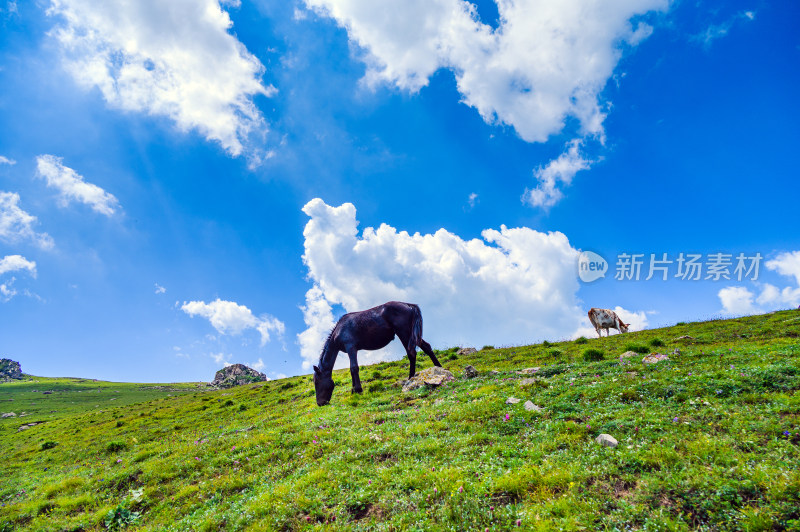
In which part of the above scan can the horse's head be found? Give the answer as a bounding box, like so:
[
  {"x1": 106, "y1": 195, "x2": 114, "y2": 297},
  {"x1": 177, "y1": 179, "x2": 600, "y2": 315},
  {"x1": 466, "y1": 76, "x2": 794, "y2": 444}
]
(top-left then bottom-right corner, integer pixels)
[
  {"x1": 313, "y1": 365, "x2": 335, "y2": 406},
  {"x1": 620, "y1": 322, "x2": 631, "y2": 333}
]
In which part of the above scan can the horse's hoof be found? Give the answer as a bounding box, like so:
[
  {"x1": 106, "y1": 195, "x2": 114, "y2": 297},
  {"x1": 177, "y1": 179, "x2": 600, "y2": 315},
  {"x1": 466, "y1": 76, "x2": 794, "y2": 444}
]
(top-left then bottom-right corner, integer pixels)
[{"x1": 352, "y1": 388, "x2": 363, "y2": 394}]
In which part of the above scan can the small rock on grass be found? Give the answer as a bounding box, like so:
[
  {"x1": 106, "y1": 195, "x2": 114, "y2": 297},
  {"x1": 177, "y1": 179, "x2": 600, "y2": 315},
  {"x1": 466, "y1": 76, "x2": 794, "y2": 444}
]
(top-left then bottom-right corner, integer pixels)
[
  {"x1": 505, "y1": 397, "x2": 521, "y2": 404},
  {"x1": 619, "y1": 351, "x2": 638, "y2": 360},
  {"x1": 517, "y1": 367, "x2": 540, "y2": 375},
  {"x1": 463, "y1": 365, "x2": 479, "y2": 379},
  {"x1": 523, "y1": 401, "x2": 542, "y2": 412},
  {"x1": 596, "y1": 434, "x2": 618, "y2": 448},
  {"x1": 642, "y1": 353, "x2": 669, "y2": 365}
]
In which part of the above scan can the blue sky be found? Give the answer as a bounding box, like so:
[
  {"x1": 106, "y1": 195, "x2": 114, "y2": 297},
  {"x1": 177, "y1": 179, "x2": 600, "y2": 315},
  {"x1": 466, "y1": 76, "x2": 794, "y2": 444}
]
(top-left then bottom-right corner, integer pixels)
[{"x1": 1, "y1": 0, "x2": 798, "y2": 383}]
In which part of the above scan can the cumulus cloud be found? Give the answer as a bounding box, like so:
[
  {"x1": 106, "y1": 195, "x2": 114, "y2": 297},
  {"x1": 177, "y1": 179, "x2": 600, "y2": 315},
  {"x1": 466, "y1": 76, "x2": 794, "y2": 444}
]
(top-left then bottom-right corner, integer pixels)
[
  {"x1": 718, "y1": 251, "x2": 800, "y2": 315},
  {"x1": 182, "y1": 298, "x2": 285, "y2": 345},
  {"x1": 47, "y1": 0, "x2": 275, "y2": 159},
  {"x1": 0, "y1": 191, "x2": 54, "y2": 249},
  {"x1": 0, "y1": 255, "x2": 37, "y2": 302},
  {"x1": 0, "y1": 255, "x2": 36, "y2": 277},
  {"x1": 298, "y1": 198, "x2": 620, "y2": 369},
  {"x1": 35, "y1": 155, "x2": 120, "y2": 216},
  {"x1": 305, "y1": 0, "x2": 667, "y2": 143},
  {"x1": 155, "y1": 283, "x2": 166, "y2": 294},
  {"x1": 0, "y1": 156, "x2": 16, "y2": 165},
  {"x1": 522, "y1": 139, "x2": 592, "y2": 208}
]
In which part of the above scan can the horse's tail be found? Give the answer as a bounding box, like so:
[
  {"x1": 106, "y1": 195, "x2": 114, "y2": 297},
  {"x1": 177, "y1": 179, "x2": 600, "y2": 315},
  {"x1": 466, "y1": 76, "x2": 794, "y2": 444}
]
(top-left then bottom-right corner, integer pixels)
[{"x1": 408, "y1": 304, "x2": 423, "y2": 353}]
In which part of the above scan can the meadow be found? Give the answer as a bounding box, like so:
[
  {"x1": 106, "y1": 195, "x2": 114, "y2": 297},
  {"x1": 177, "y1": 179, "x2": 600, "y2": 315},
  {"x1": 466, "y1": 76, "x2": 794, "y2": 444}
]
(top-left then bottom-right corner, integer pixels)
[{"x1": 1, "y1": 310, "x2": 799, "y2": 531}]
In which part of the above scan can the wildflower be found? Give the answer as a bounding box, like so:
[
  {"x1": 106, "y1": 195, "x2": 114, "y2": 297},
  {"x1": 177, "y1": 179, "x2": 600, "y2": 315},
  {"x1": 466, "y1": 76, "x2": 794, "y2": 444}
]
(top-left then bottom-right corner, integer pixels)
[
  {"x1": 490, "y1": 506, "x2": 494, "y2": 511},
  {"x1": 116, "y1": 459, "x2": 122, "y2": 463},
  {"x1": 673, "y1": 417, "x2": 678, "y2": 422},
  {"x1": 504, "y1": 414, "x2": 510, "y2": 421},
  {"x1": 517, "y1": 519, "x2": 522, "y2": 526},
  {"x1": 194, "y1": 457, "x2": 200, "y2": 461},
  {"x1": 784, "y1": 431, "x2": 791, "y2": 437},
  {"x1": 586, "y1": 424, "x2": 591, "y2": 429},
  {"x1": 368, "y1": 480, "x2": 371, "y2": 485}
]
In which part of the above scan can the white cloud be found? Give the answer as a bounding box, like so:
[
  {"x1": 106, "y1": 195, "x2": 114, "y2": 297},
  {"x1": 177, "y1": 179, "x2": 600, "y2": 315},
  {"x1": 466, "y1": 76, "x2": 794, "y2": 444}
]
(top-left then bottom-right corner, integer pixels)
[
  {"x1": 466, "y1": 192, "x2": 478, "y2": 210},
  {"x1": 766, "y1": 251, "x2": 800, "y2": 287},
  {"x1": 718, "y1": 251, "x2": 800, "y2": 315},
  {"x1": 305, "y1": 0, "x2": 667, "y2": 143},
  {"x1": 35, "y1": 155, "x2": 120, "y2": 216},
  {"x1": 718, "y1": 286, "x2": 759, "y2": 315},
  {"x1": 47, "y1": 0, "x2": 275, "y2": 159},
  {"x1": 210, "y1": 352, "x2": 233, "y2": 366},
  {"x1": 298, "y1": 198, "x2": 629, "y2": 369},
  {"x1": 0, "y1": 156, "x2": 16, "y2": 165},
  {"x1": 694, "y1": 11, "x2": 757, "y2": 49},
  {"x1": 182, "y1": 298, "x2": 285, "y2": 345},
  {"x1": 0, "y1": 191, "x2": 55, "y2": 250},
  {"x1": 522, "y1": 139, "x2": 591, "y2": 208},
  {"x1": 0, "y1": 256, "x2": 37, "y2": 303},
  {"x1": 155, "y1": 283, "x2": 166, "y2": 294},
  {"x1": 0, "y1": 255, "x2": 36, "y2": 277},
  {"x1": 251, "y1": 357, "x2": 266, "y2": 372}
]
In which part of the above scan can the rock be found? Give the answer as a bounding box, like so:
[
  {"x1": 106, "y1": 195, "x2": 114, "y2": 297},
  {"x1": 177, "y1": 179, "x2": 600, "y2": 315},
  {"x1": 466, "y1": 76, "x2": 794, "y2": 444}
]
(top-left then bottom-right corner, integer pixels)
[
  {"x1": 619, "y1": 351, "x2": 638, "y2": 360},
  {"x1": 672, "y1": 348, "x2": 681, "y2": 355},
  {"x1": 519, "y1": 377, "x2": 544, "y2": 387},
  {"x1": 517, "y1": 367, "x2": 540, "y2": 375},
  {"x1": 673, "y1": 335, "x2": 696, "y2": 341},
  {"x1": 642, "y1": 353, "x2": 669, "y2": 365},
  {"x1": 505, "y1": 397, "x2": 521, "y2": 404},
  {"x1": 212, "y1": 364, "x2": 267, "y2": 389},
  {"x1": 456, "y1": 347, "x2": 477, "y2": 356},
  {"x1": 1, "y1": 412, "x2": 16, "y2": 418},
  {"x1": 489, "y1": 370, "x2": 500, "y2": 375},
  {"x1": 0, "y1": 359, "x2": 22, "y2": 381},
  {"x1": 523, "y1": 401, "x2": 542, "y2": 412},
  {"x1": 402, "y1": 367, "x2": 454, "y2": 392},
  {"x1": 596, "y1": 434, "x2": 618, "y2": 448},
  {"x1": 463, "y1": 365, "x2": 479, "y2": 379}
]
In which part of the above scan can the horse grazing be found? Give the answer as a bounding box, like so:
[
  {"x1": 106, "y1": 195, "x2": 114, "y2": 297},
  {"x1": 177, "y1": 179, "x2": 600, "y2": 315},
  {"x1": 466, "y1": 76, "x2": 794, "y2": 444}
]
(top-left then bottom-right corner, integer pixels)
[{"x1": 313, "y1": 301, "x2": 442, "y2": 406}]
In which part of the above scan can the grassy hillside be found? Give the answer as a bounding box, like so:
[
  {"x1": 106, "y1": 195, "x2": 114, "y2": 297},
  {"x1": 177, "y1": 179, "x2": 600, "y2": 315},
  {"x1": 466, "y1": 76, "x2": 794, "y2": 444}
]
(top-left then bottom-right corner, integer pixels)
[{"x1": 1, "y1": 311, "x2": 799, "y2": 531}]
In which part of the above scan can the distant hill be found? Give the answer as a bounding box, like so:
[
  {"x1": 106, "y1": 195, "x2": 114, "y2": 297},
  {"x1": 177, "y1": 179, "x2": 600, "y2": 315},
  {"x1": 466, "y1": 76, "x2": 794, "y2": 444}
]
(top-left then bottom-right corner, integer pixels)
[{"x1": 1, "y1": 311, "x2": 799, "y2": 530}]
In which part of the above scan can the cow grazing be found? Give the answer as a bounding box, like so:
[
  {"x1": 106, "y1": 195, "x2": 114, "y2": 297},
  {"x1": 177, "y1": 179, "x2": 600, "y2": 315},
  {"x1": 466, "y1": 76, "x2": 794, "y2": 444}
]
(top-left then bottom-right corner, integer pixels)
[{"x1": 588, "y1": 308, "x2": 630, "y2": 337}]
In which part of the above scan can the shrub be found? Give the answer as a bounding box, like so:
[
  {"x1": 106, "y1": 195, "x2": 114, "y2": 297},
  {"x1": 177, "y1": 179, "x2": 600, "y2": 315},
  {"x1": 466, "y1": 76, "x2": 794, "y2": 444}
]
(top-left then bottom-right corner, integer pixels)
[
  {"x1": 367, "y1": 381, "x2": 385, "y2": 393},
  {"x1": 549, "y1": 349, "x2": 563, "y2": 359},
  {"x1": 624, "y1": 343, "x2": 650, "y2": 354},
  {"x1": 620, "y1": 391, "x2": 640, "y2": 403},
  {"x1": 575, "y1": 336, "x2": 589, "y2": 344},
  {"x1": 238, "y1": 404, "x2": 248, "y2": 411},
  {"x1": 104, "y1": 503, "x2": 140, "y2": 530},
  {"x1": 676, "y1": 321, "x2": 687, "y2": 326},
  {"x1": 115, "y1": 420, "x2": 124, "y2": 428},
  {"x1": 542, "y1": 340, "x2": 552, "y2": 347},
  {"x1": 222, "y1": 399, "x2": 235, "y2": 407},
  {"x1": 41, "y1": 441, "x2": 58, "y2": 450},
  {"x1": 583, "y1": 349, "x2": 604, "y2": 362},
  {"x1": 105, "y1": 441, "x2": 128, "y2": 453},
  {"x1": 649, "y1": 338, "x2": 665, "y2": 347},
  {"x1": 482, "y1": 345, "x2": 495, "y2": 351},
  {"x1": 447, "y1": 353, "x2": 458, "y2": 361}
]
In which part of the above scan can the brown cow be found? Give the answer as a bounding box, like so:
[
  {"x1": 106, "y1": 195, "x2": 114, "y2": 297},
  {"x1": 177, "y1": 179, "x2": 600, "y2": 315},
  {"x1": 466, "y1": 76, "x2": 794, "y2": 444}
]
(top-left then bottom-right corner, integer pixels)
[{"x1": 588, "y1": 308, "x2": 630, "y2": 337}]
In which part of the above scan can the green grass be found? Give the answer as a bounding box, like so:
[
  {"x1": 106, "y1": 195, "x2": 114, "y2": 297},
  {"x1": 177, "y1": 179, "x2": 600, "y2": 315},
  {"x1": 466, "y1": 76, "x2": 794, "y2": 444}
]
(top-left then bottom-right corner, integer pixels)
[{"x1": 2, "y1": 311, "x2": 800, "y2": 530}]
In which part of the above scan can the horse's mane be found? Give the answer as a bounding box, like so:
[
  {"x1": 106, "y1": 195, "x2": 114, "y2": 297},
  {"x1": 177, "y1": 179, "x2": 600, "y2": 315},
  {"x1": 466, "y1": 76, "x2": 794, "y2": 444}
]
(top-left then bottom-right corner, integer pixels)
[{"x1": 317, "y1": 326, "x2": 337, "y2": 366}]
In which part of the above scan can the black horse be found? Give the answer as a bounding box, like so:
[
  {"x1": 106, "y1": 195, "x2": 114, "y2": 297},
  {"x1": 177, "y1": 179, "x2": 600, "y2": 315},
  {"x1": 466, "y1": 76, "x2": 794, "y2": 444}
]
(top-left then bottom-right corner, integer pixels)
[{"x1": 313, "y1": 301, "x2": 442, "y2": 406}]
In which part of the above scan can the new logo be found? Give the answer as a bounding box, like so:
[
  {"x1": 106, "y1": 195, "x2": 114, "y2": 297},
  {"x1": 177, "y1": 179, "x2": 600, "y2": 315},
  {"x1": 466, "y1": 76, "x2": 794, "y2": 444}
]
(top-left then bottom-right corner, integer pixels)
[{"x1": 578, "y1": 251, "x2": 608, "y2": 283}]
